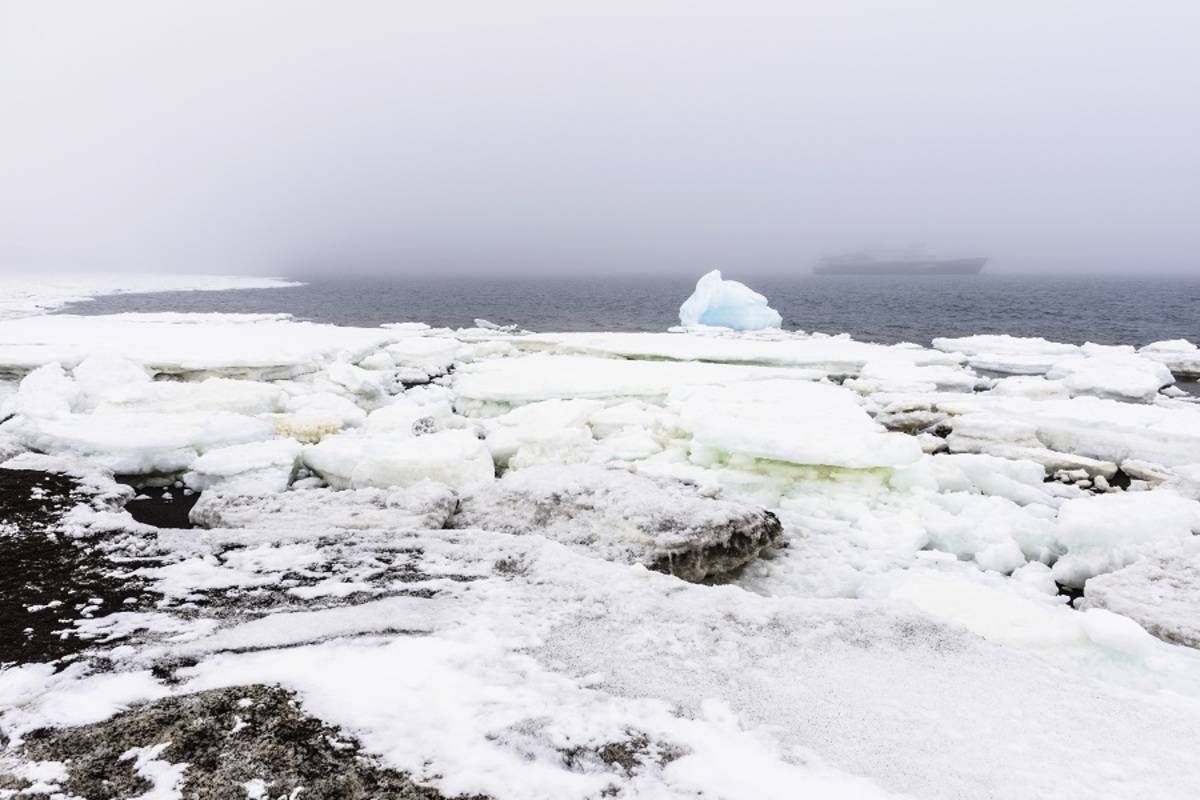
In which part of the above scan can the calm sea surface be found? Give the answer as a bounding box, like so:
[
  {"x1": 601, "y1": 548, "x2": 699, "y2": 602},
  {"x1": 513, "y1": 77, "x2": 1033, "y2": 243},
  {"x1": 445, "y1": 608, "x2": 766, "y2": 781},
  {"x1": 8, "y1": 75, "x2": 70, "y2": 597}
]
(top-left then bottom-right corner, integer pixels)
[{"x1": 65, "y1": 275, "x2": 1199, "y2": 348}]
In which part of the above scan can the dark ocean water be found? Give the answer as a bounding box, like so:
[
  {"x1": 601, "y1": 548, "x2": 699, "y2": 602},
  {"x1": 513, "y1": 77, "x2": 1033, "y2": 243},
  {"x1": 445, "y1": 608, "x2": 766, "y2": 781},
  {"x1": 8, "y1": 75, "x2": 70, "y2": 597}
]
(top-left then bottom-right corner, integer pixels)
[{"x1": 65, "y1": 274, "x2": 1199, "y2": 348}]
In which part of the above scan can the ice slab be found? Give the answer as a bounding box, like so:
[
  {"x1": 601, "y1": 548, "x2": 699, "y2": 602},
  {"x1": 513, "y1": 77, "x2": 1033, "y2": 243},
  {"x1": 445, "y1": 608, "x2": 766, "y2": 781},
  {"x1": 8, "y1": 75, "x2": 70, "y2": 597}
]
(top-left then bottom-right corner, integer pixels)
[
  {"x1": 1049, "y1": 489, "x2": 1200, "y2": 587},
  {"x1": 1044, "y1": 344, "x2": 1174, "y2": 402},
  {"x1": 1079, "y1": 553, "x2": 1200, "y2": 648},
  {"x1": 1140, "y1": 339, "x2": 1200, "y2": 377},
  {"x1": 672, "y1": 379, "x2": 923, "y2": 470},
  {"x1": 0, "y1": 314, "x2": 397, "y2": 380},
  {"x1": 942, "y1": 394, "x2": 1200, "y2": 470},
  {"x1": 183, "y1": 439, "x2": 303, "y2": 494},
  {"x1": 931, "y1": 334, "x2": 1080, "y2": 374},
  {"x1": 452, "y1": 353, "x2": 822, "y2": 410},
  {"x1": 451, "y1": 464, "x2": 782, "y2": 581},
  {"x1": 678, "y1": 270, "x2": 781, "y2": 330},
  {"x1": 2, "y1": 411, "x2": 273, "y2": 476},
  {"x1": 303, "y1": 429, "x2": 494, "y2": 489},
  {"x1": 523, "y1": 330, "x2": 963, "y2": 373},
  {"x1": 189, "y1": 482, "x2": 457, "y2": 531}
]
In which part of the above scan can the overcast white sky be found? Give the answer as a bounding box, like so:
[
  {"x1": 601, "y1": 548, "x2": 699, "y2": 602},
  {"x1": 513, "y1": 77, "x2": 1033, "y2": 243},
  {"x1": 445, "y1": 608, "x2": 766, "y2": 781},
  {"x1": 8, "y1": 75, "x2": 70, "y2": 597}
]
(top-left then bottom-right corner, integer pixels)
[{"x1": 1, "y1": 1, "x2": 1198, "y2": 276}]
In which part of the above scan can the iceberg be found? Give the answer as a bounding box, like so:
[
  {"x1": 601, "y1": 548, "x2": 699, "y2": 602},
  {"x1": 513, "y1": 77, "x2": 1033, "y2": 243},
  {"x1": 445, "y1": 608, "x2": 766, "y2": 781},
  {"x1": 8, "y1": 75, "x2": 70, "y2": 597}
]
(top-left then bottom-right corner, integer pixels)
[{"x1": 678, "y1": 270, "x2": 782, "y2": 330}]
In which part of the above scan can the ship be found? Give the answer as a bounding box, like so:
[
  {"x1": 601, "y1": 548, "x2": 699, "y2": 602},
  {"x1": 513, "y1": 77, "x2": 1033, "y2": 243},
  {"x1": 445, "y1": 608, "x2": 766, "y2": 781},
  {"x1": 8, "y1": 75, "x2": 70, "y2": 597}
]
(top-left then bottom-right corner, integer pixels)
[{"x1": 814, "y1": 250, "x2": 987, "y2": 276}]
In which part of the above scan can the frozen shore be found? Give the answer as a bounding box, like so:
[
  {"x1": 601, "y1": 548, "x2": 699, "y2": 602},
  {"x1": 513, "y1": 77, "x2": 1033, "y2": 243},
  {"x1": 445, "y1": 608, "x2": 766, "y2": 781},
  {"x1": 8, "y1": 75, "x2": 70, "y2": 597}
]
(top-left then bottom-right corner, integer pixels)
[{"x1": 1, "y1": 280, "x2": 1199, "y2": 799}]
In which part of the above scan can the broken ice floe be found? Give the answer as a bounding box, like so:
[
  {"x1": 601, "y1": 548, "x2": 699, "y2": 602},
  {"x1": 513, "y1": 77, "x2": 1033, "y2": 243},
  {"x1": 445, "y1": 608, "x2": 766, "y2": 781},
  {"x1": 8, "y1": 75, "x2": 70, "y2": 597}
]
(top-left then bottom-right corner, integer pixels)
[{"x1": 3, "y1": 290, "x2": 1200, "y2": 800}]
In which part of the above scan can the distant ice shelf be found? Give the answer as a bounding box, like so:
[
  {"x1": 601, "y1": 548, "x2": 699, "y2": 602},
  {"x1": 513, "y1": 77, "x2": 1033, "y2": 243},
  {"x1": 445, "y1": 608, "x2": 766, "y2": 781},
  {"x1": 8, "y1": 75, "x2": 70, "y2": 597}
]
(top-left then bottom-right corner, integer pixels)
[{"x1": 0, "y1": 273, "x2": 301, "y2": 320}]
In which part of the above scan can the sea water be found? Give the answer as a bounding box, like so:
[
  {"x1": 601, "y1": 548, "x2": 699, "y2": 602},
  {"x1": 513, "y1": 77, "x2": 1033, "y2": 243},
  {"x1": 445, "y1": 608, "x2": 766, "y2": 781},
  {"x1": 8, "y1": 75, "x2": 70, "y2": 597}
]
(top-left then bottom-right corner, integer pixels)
[{"x1": 66, "y1": 274, "x2": 1199, "y2": 347}]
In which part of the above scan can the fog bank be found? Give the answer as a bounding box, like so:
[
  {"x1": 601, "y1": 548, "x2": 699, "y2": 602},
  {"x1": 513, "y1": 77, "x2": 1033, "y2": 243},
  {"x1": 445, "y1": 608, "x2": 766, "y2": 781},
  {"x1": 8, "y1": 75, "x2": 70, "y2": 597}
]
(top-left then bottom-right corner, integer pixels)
[{"x1": 1, "y1": 1, "x2": 1198, "y2": 276}]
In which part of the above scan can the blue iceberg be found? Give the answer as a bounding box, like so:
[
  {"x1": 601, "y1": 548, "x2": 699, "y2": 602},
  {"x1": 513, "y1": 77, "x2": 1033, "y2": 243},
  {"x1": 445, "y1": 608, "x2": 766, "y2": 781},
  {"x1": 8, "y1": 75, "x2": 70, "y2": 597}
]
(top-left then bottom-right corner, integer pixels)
[{"x1": 678, "y1": 270, "x2": 782, "y2": 331}]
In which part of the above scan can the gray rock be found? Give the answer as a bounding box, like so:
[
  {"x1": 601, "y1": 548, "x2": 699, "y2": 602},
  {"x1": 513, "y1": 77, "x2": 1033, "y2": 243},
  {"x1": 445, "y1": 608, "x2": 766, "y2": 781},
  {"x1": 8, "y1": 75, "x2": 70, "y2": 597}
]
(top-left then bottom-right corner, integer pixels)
[
  {"x1": 450, "y1": 464, "x2": 782, "y2": 582},
  {"x1": 1078, "y1": 554, "x2": 1200, "y2": 648}
]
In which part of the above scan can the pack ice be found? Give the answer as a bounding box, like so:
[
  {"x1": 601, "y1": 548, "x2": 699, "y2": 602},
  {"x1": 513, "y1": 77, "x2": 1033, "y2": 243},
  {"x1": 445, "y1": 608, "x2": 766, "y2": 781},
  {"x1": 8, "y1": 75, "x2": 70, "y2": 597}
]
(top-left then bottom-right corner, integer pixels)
[{"x1": 2, "y1": 277, "x2": 1200, "y2": 800}]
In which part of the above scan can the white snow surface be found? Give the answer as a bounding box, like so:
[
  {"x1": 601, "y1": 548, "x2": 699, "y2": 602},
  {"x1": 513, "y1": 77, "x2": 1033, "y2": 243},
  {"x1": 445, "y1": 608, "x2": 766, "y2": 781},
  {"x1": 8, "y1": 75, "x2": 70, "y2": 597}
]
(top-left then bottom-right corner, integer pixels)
[{"x1": 2, "y1": 288, "x2": 1200, "y2": 800}]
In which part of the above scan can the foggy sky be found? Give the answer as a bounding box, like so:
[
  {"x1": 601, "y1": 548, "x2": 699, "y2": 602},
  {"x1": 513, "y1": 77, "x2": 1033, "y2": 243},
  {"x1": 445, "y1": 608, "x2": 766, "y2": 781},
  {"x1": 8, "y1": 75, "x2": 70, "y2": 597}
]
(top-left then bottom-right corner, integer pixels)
[{"x1": 1, "y1": 1, "x2": 1198, "y2": 276}]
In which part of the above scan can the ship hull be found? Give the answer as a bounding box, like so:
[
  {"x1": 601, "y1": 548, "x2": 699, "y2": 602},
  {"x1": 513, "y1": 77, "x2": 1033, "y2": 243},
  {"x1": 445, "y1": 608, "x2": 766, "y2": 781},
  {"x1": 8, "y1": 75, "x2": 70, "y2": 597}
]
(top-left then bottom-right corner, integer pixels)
[{"x1": 813, "y1": 257, "x2": 987, "y2": 276}]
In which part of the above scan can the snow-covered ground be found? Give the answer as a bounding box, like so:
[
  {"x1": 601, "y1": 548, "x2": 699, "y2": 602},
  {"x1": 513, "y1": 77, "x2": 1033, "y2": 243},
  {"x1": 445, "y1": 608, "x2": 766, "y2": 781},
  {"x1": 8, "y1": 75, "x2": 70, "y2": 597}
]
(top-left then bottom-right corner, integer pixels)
[{"x1": 1, "y1": 278, "x2": 1199, "y2": 799}]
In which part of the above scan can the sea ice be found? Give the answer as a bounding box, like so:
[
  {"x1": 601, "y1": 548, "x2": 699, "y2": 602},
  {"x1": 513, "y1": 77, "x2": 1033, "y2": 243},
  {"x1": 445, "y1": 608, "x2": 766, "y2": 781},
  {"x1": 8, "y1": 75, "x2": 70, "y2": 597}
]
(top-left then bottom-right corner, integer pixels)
[
  {"x1": 452, "y1": 353, "x2": 820, "y2": 412},
  {"x1": 1139, "y1": 339, "x2": 1200, "y2": 377},
  {"x1": 182, "y1": 438, "x2": 303, "y2": 494},
  {"x1": 302, "y1": 429, "x2": 494, "y2": 489},
  {"x1": 189, "y1": 482, "x2": 457, "y2": 531},
  {"x1": 0, "y1": 314, "x2": 397, "y2": 380},
  {"x1": 1079, "y1": 553, "x2": 1200, "y2": 648},
  {"x1": 678, "y1": 270, "x2": 782, "y2": 330},
  {"x1": 451, "y1": 464, "x2": 782, "y2": 581},
  {"x1": 524, "y1": 330, "x2": 962, "y2": 373},
  {"x1": 931, "y1": 334, "x2": 1081, "y2": 374},
  {"x1": 6, "y1": 279, "x2": 1200, "y2": 800},
  {"x1": 2, "y1": 411, "x2": 274, "y2": 476},
  {"x1": 1044, "y1": 344, "x2": 1174, "y2": 402},
  {"x1": 1049, "y1": 489, "x2": 1200, "y2": 587},
  {"x1": 672, "y1": 379, "x2": 923, "y2": 470}
]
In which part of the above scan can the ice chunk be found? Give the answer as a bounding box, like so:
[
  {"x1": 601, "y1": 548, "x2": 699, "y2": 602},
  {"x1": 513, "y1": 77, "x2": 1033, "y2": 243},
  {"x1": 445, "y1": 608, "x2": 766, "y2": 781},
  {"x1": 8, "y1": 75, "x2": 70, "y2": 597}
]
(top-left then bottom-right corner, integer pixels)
[
  {"x1": 450, "y1": 464, "x2": 782, "y2": 581},
  {"x1": 189, "y1": 482, "x2": 457, "y2": 530},
  {"x1": 89, "y1": 377, "x2": 287, "y2": 416},
  {"x1": 363, "y1": 398, "x2": 455, "y2": 435},
  {"x1": 453, "y1": 353, "x2": 819, "y2": 411},
  {"x1": 944, "y1": 394, "x2": 1200, "y2": 470},
  {"x1": 672, "y1": 379, "x2": 923, "y2": 470},
  {"x1": 71, "y1": 354, "x2": 152, "y2": 397},
  {"x1": 678, "y1": 270, "x2": 782, "y2": 330},
  {"x1": 0, "y1": 314, "x2": 397, "y2": 381},
  {"x1": 267, "y1": 392, "x2": 366, "y2": 443},
  {"x1": 1049, "y1": 489, "x2": 1200, "y2": 587},
  {"x1": 481, "y1": 399, "x2": 603, "y2": 468},
  {"x1": 183, "y1": 439, "x2": 303, "y2": 494},
  {"x1": 988, "y1": 376, "x2": 1071, "y2": 400},
  {"x1": 1045, "y1": 345, "x2": 1173, "y2": 403},
  {"x1": 2, "y1": 411, "x2": 273, "y2": 476},
  {"x1": 384, "y1": 338, "x2": 467, "y2": 378},
  {"x1": 525, "y1": 330, "x2": 963, "y2": 372},
  {"x1": 6, "y1": 363, "x2": 78, "y2": 419},
  {"x1": 1139, "y1": 339, "x2": 1200, "y2": 378},
  {"x1": 844, "y1": 360, "x2": 987, "y2": 394},
  {"x1": 1079, "y1": 553, "x2": 1200, "y2": 648},
  {"x1": 303, "y1": 429, "x2": 494, "y2": 489},
  {"x1": 931, "y1": 334, "x2": 1080, "y2": 374}
]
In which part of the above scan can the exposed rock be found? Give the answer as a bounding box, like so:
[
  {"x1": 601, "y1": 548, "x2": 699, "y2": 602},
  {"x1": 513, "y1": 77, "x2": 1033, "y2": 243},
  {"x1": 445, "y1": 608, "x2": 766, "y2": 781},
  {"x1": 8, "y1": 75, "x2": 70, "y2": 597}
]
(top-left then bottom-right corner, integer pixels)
[
  {"x1": 5, "y1": 684, "x2": 484, "y2": 800},
  {"x1": 1078, "y1": 554, "x2": 1200, "y2": 648},
  {"x1": 449, "y1": 464, "x2": 782, "y2": 582},
  {"x1": 0, "y1": 468, "x2": 153, "y2": 666},
  {"x1": 189, "y1": 483, "x2": 457, "y2": 531}
]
